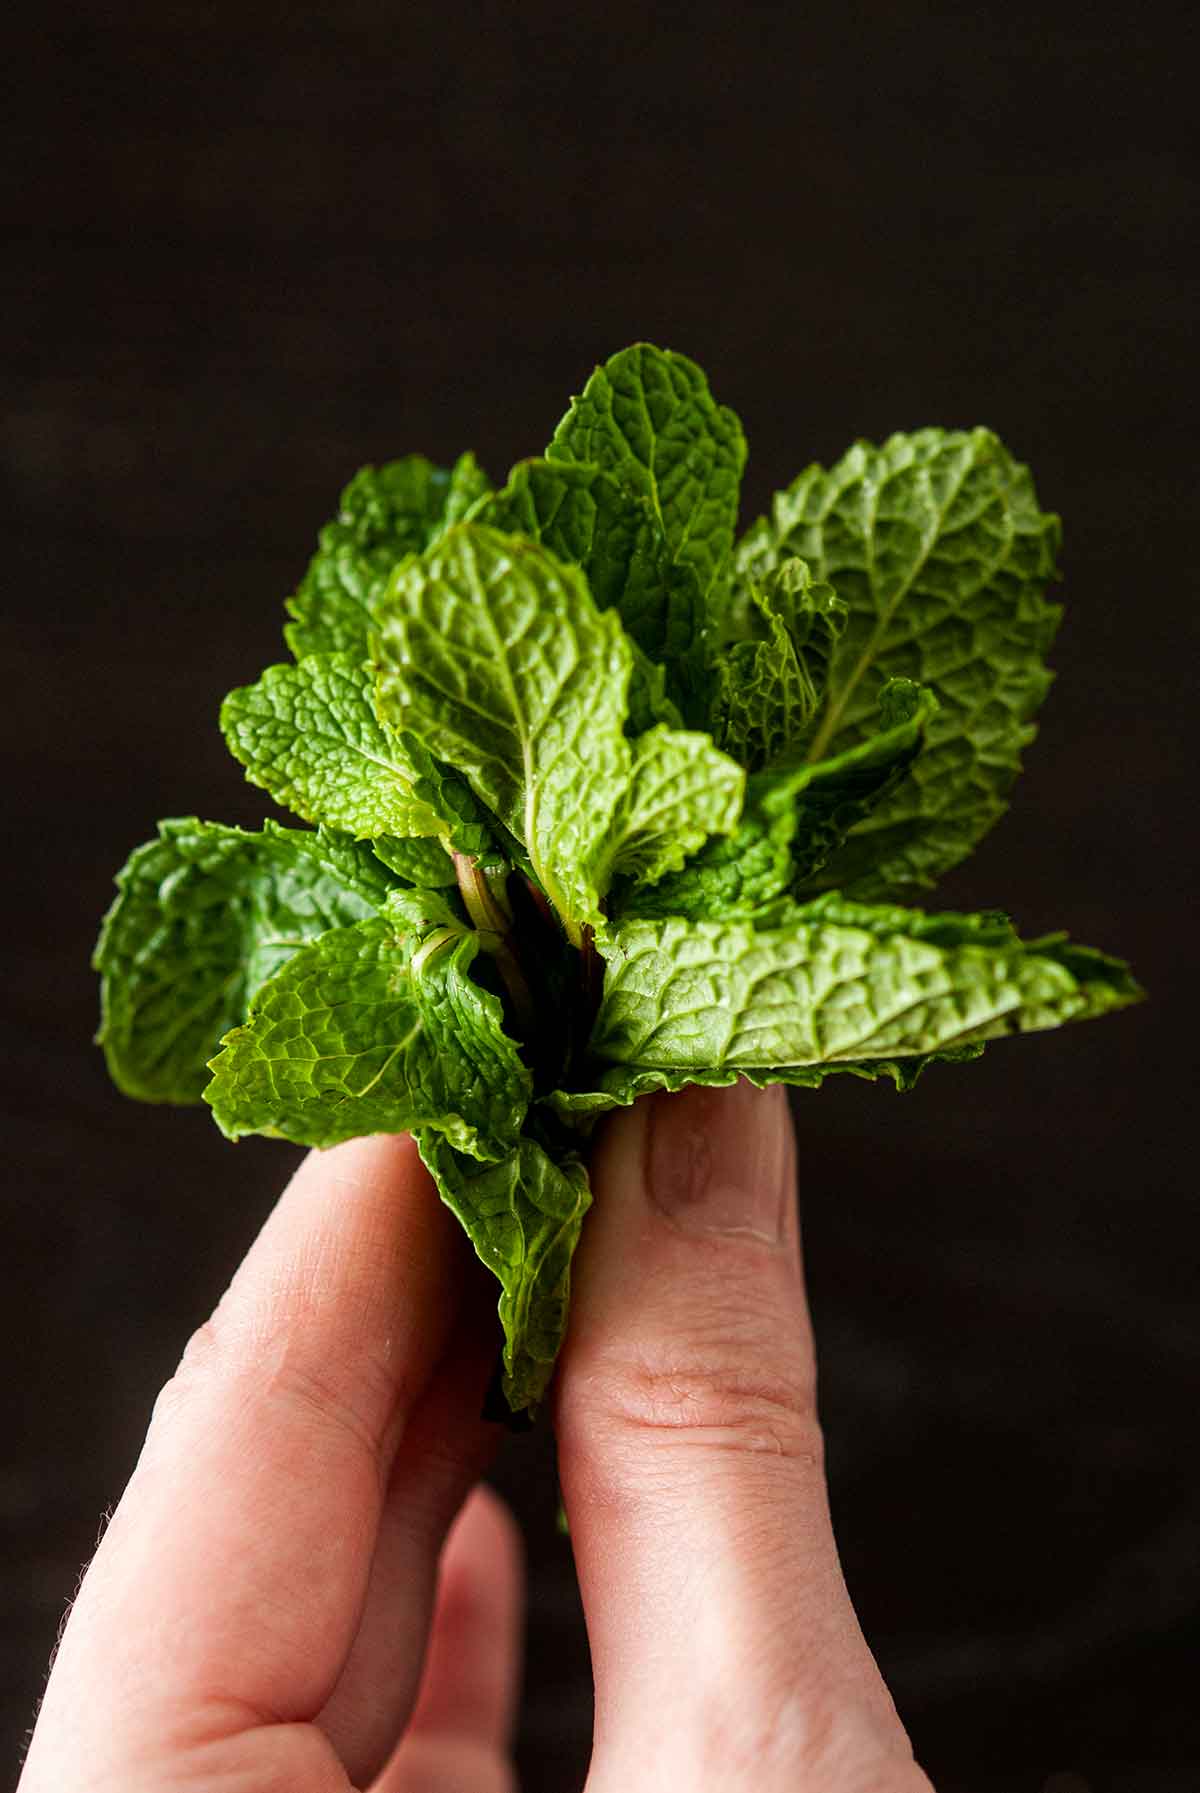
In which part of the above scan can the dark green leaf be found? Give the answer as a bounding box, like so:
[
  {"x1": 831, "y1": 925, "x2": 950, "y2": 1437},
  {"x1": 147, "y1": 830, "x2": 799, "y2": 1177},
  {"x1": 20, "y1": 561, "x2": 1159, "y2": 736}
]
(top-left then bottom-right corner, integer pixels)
[
  {"x1": 736, "y1": 428, "x2": 1061, "y2": 892},
  {"x1": 417, "y1": 1131, "x2": 592, "y2": 1416},
  {"x1": 94, "y1": 819, "x2": 385, "y2": 1103}
]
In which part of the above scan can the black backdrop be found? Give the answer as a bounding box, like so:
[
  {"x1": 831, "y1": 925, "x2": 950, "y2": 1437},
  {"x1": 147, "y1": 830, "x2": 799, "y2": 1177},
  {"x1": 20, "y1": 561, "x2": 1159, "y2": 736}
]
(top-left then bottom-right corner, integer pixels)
[{"x1": 4, "y1": 6, "x2": 1197, "y2": 1789}]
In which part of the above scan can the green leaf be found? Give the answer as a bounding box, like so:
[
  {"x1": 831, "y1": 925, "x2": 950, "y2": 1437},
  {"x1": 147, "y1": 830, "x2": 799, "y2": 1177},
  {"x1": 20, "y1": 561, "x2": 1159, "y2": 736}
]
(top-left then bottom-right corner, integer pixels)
[
  {"x1": 471, "y1": 457, "x2": 657, "y2": 623},
  {"x1": 470, "y1": 456, "x2": 699, "y2": 723},
  {"x1": 383, "y1": 886, "x2": 463, "y2": 932},
  {"x1": 709, "y1": 558, "x2": 847, "y2": 771},
  {"x1": 589, "y1": 906, "x2": 1141, "y2": 1077},
  {"x1": 260, "y1": 819, "x2": 404, "y2": 907},
  {"x1": 625, "y1": 681, "x2": 934, "y2": 921},
  {"x1": 761, "y1": 558, "x2": 847, "y2": 704},
  {"x1": 441, "y1": 451, "x2": 493, "y2": 528},
  {"x1": 94, "y1": 819, "x2": 385, "y2": 1104},
  {"x1": 374, "y1": 525, "x2": 634, "y2": 943},
  {"x1": 547, "y1": 343, "x2": 747, "y2": 601},
  {"x1": 596, "y1": 725, "x2": 744, "y2": 891},
  {"x1": 221, "y1": 652, "x2": 446, "y2": 840},
  {"x1": 391, "y1": 730, "x2": 516, "y2": 868},
  {"x1": 544, "y1": 1063, "x2": 745, "y2": 1121},
  {"x1": 736, "y1": 428, "x2": 1062, "y2": 893},
  {"x1": 205, "y1": 916, "x2": 531, "y2": 1154},
  {"x1": 785, "y1": 679, "x2": 937, "y2": 888},
  {"x1": 284, "y1": 453, "x2": 490, "y2": 660},
  {"x1": 416, "y1": 1131, "x2": 592, "y2": 1416},
  {"x1": 371, "y1": 833, "x2": 458, "y2": 887}
]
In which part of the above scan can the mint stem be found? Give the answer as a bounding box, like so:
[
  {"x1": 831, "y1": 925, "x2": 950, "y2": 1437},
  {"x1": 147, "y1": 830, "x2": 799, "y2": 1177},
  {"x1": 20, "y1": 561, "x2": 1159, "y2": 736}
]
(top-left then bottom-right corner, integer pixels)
[{"x1": 452, "y1": 853, "x2": 537, "y2": 1037}]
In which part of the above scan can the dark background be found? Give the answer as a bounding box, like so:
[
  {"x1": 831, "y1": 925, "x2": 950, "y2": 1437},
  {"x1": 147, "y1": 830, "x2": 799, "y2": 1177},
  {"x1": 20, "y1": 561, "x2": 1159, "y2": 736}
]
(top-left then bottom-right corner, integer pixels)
[{"x1": 4, "y1": 5, "x2": 1197, "y2": 1789}]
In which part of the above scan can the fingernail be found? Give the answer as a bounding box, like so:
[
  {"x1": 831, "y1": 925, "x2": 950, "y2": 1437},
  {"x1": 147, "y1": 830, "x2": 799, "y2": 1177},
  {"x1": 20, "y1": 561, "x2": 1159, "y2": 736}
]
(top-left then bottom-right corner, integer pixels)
[{"x1": 644, "y1": 1080, "x2": 792, "y2": 1245}]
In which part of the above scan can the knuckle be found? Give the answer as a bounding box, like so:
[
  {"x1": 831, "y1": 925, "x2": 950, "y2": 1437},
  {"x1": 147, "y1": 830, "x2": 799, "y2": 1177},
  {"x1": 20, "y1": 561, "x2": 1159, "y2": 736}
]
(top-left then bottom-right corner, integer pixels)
[
  {"x1": 569, "y1": 1340, "x2": 822, "y2": 1472},
  {"x1": 148, "y1": 1300, "x2": 402, "y2": 1471}
]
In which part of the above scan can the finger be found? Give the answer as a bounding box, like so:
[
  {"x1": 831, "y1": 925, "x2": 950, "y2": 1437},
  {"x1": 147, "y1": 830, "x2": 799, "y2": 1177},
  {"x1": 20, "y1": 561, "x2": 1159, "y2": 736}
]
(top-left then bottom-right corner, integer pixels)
[
  {"x1": 377, "y1": 1484, "x2": 523, "y2": 1793},
  {"x1": 554, "y1": 1083, "x2": 927, "y2": 1790},
  {"x1": 316, "y1": 1280, "x2": 505, "y2": 1785},
  {"x1": 25, "y1": 1134, "x2": 476, "y2": 1782}
]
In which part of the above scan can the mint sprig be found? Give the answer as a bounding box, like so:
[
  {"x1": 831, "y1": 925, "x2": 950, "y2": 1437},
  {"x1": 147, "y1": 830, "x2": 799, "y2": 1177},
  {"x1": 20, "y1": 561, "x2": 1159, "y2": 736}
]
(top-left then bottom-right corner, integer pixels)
[{"x1": 94, "y1": 342, "x2": 1142, "y2": 1418}]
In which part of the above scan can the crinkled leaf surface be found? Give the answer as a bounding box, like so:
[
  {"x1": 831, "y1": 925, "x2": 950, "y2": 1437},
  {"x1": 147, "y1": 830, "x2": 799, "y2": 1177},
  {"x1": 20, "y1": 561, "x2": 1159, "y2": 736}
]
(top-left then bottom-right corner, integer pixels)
[
  {"x1": 221, "y1": 652, "x2": 445, "y2": 840},
  {"x1": 94, "y1": 819, "x2": 385, "y2": 1103},
  {"x1": 417, "y1": 1132, "x2": 592, "y2": 1416},
  {"x1": 547, "y1": 343, "x2": 746, "y2": 603},
  {"x1": 374, "y1": 526, "x2": 634, "y2": 942},
  {"x1": 469, "y1": 457, "x2": 690, "y2": 729},
  {"x1": 284, "y1": 453, "x2": 490, "y2": 659},
  {"x1": 736, "y1": 428, "x2": 1062, "y2": 893},
  {"x1": 260, "y1": 819, "x2": 403, "y2": 907},
  {"x1": 205, "y1": 917, "x2": 531, "y2": 1154},
  {"x1": 709, "y1": 558, "x2": 847, "y2": 771},
  {"x1": 594, "y1": 726, "x2": 744, "y2": 891},
  {"x1": 624, "y1": 682, "x2": 935, "y2": 921},
  {"x1": 590, "y1": 906, "x2": 1140, "y2": 1075},
  {"x1": 371, "y1": 833, "x2": 458, "y2": 887},
  {"x1": 471, "y1": 456, "x2": 698, "y2": 723}
]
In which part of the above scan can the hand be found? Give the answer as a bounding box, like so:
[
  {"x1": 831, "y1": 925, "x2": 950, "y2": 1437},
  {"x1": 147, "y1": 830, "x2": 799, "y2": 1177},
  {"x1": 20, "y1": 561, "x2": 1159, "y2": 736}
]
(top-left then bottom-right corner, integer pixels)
[{"x1": 20, "y1": 1084, "x2": 932, "y2": 1790}]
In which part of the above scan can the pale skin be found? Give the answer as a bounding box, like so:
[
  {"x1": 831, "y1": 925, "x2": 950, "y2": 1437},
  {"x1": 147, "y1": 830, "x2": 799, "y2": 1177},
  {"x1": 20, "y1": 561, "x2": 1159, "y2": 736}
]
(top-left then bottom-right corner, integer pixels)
[{"x1": 20, "y1": 1081, "x2": 933, "y2": 1791}]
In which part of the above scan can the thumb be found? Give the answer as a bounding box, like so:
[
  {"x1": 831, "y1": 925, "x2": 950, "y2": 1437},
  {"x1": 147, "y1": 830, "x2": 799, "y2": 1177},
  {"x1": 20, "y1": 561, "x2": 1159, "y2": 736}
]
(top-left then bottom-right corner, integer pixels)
[{"x1": 554, "y1": 1081, "x2": 926, "y2": 1792}]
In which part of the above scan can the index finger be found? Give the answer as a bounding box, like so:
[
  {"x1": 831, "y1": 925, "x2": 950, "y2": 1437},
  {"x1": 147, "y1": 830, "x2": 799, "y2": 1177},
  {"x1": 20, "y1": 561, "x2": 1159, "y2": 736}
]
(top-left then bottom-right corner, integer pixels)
[{"x1": 35, "y1": 1134, "x2": 472, "y2": 1746}]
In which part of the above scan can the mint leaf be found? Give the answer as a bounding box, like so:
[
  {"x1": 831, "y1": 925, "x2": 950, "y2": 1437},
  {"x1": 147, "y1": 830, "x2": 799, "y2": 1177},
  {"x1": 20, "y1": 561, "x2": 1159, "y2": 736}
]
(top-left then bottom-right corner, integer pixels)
[
  {"x1": 375, "y1": 525, "x2": 634, "y2": 942},
  {"x1": 590, "y1": 907, "x2": 1140, "y2": 1076},
  {"x1": 597, "y1": 725, "x2": 744, "y2": 891},
  {"x1": 371, "y1": 833, "x2": 457, "y2": 887},
  {"x1": 626, "y1": 681, "x2": 934, "y2": 921},
  {"x1": 736, "y1": 429, "x2": 1061, "y2": 893},
  {"x1": 205, "y1": 916, "x2": 531, "y2": 1154},
  {"x1": 284, "y1": 453, "x2": 490, "y2": 660},
  {"x1": 383, "y1": 886, "x2": 463, "y2": 931},
  {"x1": 470, "y1": 456, "x2": 699, "y2": 722},
  {"x1": 260, "y1": 819, "x2": 404, "y2": 906},
  {"x1": 94, "y1": 819, "x2": 385, "y2": 1103},
  {"x1": 221, "y1": 652, "x2": 447, "y2": 839},
  {"x1": 785, "y1": 679, "x2": 938, "y2": 888},
  {"x1": 417, "y1": 1132, "x2": 591, "y2": 1416},
  {"x1": 710, "y1": 558, "x2": 847, "y2": 771},
  {"x1": 761, "y1": 558, "x2": 847, "y2": 705},
  {"x1": 544, "y1": 1064, "x2": 746, "y2": 1122},
  {"x1": 547, "y1": 343, "x2": 747, "y2": 603},
  {"x1": 470, "y1": 457, "x2": 657, "y2": 621},
  {"x1": 92, "y1": 344, "x2": 1143, "y2": 1428}
]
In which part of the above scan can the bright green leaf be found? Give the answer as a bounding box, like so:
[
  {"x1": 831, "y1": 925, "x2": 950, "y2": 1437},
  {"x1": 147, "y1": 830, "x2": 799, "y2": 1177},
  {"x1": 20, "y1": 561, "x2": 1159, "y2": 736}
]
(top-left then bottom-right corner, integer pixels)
[
  {"x1": 284, "y1": 453, "x2": 491, "y2": 660},
  {"x1": 595, "y1": 726, "x2": 744, "y2": 891},
  {"x1": 371, "y1": 833, "x2": 458, "y2": 887},
  {"x1": 374, "y1": 526, "x2": 634, "y2": 943},
  {"x1": 470, "y1": 456, "x2": 699, "y2": 722},
  {"x1": 205, "y1": 917, "x2": 531, "y2": 1154},
  {"x1": 590, "y1": 906, "x2": 1140, "y2": 1076},
  {"x1": 221, "y1": 652, "x2": 445, "y2": 840},
  {"x1": 547, "y1": 343, "x2": 747, "y2": 602}
]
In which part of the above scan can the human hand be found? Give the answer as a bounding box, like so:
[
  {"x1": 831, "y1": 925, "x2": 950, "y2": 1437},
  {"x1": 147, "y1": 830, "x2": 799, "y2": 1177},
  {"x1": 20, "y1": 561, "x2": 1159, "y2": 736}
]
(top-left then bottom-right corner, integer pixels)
[{"x1": 20, "y1": 1083, "x2": 932, "y2": 1791}]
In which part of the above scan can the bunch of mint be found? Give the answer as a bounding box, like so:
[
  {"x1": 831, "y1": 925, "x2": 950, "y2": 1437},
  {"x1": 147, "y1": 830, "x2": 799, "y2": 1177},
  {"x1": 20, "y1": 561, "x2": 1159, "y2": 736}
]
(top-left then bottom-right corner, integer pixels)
[{"x1": 95, "y1": 343, "x2": 1140, "y2": 1417}]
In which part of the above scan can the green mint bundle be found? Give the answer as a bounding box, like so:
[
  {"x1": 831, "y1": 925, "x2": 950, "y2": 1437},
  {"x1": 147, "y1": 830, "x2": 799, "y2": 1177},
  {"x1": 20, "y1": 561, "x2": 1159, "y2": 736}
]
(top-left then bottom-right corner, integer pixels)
[{"x1": 94, "y1": 343, "x2": 1141, "y2": 1418}]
